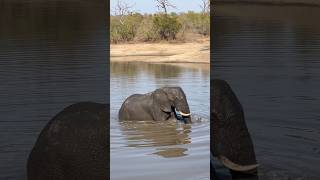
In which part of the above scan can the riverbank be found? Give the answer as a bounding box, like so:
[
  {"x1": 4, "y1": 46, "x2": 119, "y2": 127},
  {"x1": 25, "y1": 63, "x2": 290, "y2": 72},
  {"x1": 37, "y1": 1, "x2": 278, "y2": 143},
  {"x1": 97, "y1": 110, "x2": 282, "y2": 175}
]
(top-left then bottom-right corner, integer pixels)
[{"x1": 110, "y1": 37, "x2": 210, "y2": 64}]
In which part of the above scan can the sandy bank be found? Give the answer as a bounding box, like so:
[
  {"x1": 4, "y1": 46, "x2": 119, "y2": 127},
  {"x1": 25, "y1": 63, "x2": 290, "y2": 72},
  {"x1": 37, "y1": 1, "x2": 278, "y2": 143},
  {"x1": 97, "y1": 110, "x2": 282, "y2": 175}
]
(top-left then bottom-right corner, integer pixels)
[{"x1": 110, "y1": 38, "x2": 210, "y2": 64}]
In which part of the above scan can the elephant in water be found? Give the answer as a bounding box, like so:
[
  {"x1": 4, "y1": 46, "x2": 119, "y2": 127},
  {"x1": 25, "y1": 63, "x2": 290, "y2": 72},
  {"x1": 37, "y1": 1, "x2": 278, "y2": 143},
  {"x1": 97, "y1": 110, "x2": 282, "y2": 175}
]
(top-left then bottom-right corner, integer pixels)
[
  {"x1": 211, "y1": 79, "x2": 258, "y2": 177},
  {"x1": 27, "y1": 102, "x2": 108, "y2": 180},
  {"x1": 119, "y1": 87, "x2": 192, "y2": 123}
]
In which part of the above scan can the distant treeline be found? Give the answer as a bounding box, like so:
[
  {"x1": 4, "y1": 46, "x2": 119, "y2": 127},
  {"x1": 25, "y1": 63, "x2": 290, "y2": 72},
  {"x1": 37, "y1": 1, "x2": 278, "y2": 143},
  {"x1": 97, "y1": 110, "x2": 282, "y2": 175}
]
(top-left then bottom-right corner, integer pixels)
[{"x1": 110, "y1": 11, "x2": 210, "y2": 43}]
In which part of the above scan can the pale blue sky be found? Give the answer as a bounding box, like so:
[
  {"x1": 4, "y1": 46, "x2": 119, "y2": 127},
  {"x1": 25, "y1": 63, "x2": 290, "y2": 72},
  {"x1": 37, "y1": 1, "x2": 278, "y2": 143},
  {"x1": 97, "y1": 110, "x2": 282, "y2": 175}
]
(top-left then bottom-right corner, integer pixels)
[{"x1": 110, "y1": 0, "x2": 203, "y2": 14}]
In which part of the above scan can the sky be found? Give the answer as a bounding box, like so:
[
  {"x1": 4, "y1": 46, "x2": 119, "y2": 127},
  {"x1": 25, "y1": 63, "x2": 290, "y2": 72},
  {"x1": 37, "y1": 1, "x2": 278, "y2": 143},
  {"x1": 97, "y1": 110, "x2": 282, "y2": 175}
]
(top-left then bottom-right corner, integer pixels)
[{"x1": 110, "y1": 0, "x2": 203, "y2": 14}]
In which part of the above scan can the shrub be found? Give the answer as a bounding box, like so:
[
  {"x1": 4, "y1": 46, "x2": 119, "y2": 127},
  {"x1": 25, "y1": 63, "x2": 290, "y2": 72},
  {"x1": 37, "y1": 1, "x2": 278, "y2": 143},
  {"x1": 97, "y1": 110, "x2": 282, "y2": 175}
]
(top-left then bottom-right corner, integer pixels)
[
  {"x1": 152, "y1": 14, "x2": 182, "y2": 40},
  {"x1": 135, "y1": 15, "x2": 156, "y2": 41},
  {"x1": 197, "y1": 13, "x2": 210, "y2": 36},
  {"x1": 110, "y1": 13, "x2": 143, "y2": 43},
  {"x1": 110, "y1": 11, "x2": 209, "y2": 43},
  {"x1": 179, "y1": 11, "x2": 210, "y2": 36}
]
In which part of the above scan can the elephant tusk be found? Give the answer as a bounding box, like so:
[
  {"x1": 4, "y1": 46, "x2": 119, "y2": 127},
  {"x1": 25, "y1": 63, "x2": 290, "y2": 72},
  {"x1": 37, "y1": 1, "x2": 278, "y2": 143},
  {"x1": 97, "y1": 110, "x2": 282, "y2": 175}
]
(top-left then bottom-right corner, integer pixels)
[
  {"x1": 178, "y1": 111, "x2": 191, "y2": 117},
  {"x1": 218, "y1": 155, "x2": 259, "y2": 172}
]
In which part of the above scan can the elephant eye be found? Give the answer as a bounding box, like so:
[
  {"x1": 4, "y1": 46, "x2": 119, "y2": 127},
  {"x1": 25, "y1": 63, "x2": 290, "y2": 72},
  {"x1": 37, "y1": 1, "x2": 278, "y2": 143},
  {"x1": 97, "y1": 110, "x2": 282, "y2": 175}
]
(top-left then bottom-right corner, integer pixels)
[{"x1": 177, "y1": 96, "x2": 183, "y2": 100}]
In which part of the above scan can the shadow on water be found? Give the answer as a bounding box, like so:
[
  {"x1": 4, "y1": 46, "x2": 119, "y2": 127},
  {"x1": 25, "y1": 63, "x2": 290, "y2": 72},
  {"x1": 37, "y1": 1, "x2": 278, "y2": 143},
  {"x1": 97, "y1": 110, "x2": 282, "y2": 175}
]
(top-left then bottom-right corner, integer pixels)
[
  {"x1": 119, "y1": 121, "x2": 191, "y2": 158},
  {"x1": 213, "y1": 4, "x2": 320, "y2": 180},
  {"x1": 0, "y1": 1, "x2": 108, "y2": 179}
]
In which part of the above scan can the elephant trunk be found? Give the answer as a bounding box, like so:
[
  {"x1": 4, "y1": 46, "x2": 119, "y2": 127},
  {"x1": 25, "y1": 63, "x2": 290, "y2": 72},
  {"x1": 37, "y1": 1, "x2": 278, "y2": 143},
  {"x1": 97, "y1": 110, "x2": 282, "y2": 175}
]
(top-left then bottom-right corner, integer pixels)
[
  {"x1": 174, "y1": 101, "x2": 191, "y2": 123},
  {"x1": 212, "y1": 79, "x2": 258, "y2": 174}
]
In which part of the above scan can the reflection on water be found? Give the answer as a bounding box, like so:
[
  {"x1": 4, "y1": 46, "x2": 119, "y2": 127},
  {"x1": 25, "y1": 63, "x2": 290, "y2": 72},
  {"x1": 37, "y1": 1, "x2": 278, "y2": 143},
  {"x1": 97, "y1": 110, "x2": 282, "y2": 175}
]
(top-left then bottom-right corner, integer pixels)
[
  {"x1": 213, "y1": 4, "x2": 320, "y2": 179},
  {"x1": 0, "y1": 1, "x2": 107, "y2": 179},
  {"x1": 120, "y1": 121, "x2": 191, "y2": 148},
  {"x1": 120, "y1": 121, "x2": 191, "y2": 158},
  {"x1": 111, "y1": 61, "x2": 210, "y2": 79},
  {"x1": 111, "y1": 62, "x2": 209, "y2": 180},
  {"x1": 153, "y1": 147, "x2": 188, "y2": 158}
]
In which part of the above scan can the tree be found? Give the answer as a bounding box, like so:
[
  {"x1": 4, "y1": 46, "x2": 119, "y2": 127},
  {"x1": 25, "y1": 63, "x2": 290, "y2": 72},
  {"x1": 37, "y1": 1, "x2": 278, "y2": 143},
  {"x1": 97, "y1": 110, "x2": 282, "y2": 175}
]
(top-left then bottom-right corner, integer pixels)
[
  {"x1": 200, "y1": 0, "x2": 210, "y2": 14},
  {"x1": 152, "y1": 14, "x2": 181, "y2": 40},
  {"x1": 113, "y1": 0, "x2": 134, "y2": 24},
  {"x1": 155, "y1": 0, "x2": 176, "y2": 14},
  {"x1": 111, "y1": 0, "x2": 143, "y2": 42}
]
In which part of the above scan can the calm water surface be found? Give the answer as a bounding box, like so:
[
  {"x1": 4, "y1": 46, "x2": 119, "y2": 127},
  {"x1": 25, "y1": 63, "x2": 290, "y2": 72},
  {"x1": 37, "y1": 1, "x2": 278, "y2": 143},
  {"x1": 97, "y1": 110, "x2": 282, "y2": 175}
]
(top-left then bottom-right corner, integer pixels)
[
  {"x1": 110, "y1": 62, "x2": 210, "y2": 180},
  {"x1": 0, "y1": 2, "x2": 108, "y2": 179},
  {"x1": 213, "y1": 4, "x2": 320, "y2": 179}
]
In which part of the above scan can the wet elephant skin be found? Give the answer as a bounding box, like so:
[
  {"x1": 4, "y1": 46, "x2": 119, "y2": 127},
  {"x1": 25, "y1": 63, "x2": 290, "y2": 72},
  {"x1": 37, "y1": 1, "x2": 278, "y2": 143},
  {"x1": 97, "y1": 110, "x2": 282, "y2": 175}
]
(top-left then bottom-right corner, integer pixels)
[
  {"x1": 211, "y1": 79, "x2": 258, "y2": 176},
  {"x1": 119, "y1": 87, "x2": 191, "y2": 123},
  {"x1": 27, "y1": 102, "x2": 108, "y2": 180}
]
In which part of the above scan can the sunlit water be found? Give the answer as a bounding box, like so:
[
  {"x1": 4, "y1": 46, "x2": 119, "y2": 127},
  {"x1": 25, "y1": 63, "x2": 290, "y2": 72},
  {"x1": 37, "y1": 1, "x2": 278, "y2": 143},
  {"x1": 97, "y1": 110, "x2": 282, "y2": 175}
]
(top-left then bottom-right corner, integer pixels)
[
  {"x1": 0, "y1": 2, "x2": 107, "y2": 179},
  {"x1": 110, "y1": 62, "x2": 210, "y2": 180},
  {"x1": 213, "y1": 4, "x2": 320, "y2": 180}
]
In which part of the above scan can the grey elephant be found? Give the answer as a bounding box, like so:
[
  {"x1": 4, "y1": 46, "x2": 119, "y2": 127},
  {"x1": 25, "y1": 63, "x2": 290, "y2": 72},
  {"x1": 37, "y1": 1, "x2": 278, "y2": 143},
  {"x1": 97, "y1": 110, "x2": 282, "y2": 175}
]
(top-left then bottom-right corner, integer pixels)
[
  {"x1": 211, "y1": 79, "x2": 258, "y2": 178},
  {"x1": 27, "y1": 102, "x2": 108, "y2": 180},
  {"x1": 119, "y1": 87, "x2": 191, "y2": 123}
]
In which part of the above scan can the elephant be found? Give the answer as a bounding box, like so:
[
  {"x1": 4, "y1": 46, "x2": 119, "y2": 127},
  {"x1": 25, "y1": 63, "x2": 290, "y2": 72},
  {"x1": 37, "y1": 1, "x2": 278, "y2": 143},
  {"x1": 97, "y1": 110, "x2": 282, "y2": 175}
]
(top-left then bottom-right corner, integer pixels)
[
  {"x1": 211, "y1": 79, "x2": 258, "y2": 178},
  {"x1": 118, "y1": 87, "x2": 192, "y2": 123},
  {"x1": 27, "y1": 102, "x2": 108, "y2": 180}
]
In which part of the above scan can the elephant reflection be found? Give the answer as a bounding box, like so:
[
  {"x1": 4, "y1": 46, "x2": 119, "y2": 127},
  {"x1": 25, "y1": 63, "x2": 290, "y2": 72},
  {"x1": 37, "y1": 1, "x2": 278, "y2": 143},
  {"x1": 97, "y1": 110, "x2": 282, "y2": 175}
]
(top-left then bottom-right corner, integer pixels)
[
  {"x1": 212, "y1": 79, "x2": 258, "y2": 178},
  {"x1": 119, "y1": 121, "x2": 191, "y2": 158},
  {"x1": 153, "y1": 148, "x2": 188, "y2": 158}
]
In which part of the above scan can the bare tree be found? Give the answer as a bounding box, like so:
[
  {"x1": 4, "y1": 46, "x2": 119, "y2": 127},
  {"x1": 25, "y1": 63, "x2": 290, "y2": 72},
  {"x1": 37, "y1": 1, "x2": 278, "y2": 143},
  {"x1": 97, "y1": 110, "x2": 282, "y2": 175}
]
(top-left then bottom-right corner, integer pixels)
[
  {"x1": 155, "y1": 0, "x2": 176, "y2": 14},
  {"x1": 113, "y1": 0, "x2": 134, "y2": 24},
  {"x1": 200, "y1": 0, "x2": 210, "y2": 14}
]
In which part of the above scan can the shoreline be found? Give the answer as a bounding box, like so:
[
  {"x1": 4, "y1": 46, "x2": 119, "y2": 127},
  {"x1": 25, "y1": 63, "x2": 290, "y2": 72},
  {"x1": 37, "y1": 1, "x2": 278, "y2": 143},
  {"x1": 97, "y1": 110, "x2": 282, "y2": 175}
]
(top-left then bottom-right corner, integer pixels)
[{"x1": 110, "y1": 38, "x2": 210, "y2": 64}]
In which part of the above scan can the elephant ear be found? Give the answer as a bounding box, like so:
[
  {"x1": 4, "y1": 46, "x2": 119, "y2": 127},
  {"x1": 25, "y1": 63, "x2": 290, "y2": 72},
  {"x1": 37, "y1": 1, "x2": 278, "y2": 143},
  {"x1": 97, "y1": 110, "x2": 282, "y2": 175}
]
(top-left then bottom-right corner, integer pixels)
[
  {"x1": 212, "y1": 79, "x2": 258, "y2": 173},
  {"x1": 153, "y1": 89, "x2": 172, "y2": 113},
  {"x1": 161, "y1": 87, "x2": 179, "y2": 101}
]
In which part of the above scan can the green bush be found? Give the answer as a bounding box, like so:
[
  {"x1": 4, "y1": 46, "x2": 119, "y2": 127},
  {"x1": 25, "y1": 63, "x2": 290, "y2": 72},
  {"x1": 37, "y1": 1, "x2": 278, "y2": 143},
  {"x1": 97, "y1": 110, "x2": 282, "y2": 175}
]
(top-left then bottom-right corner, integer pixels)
[
  {"x1": 110, "y1": 13, "x2": 143, "y2": 43},
  {"x1": 179, "y1": 11, "x2": 210, "y2": 36},
  {"x1": 110, "y1": 11, "x2": 209, "y2": 43},
  {"x1": 135, "y1": 15, "x2": 156, "y2": 41},
  {"x1": 152, "y1": 14, "x2": 182, "y2": 40},
  {"x1": 197, "y1": 13, "x2": 210, "y2": 36}
]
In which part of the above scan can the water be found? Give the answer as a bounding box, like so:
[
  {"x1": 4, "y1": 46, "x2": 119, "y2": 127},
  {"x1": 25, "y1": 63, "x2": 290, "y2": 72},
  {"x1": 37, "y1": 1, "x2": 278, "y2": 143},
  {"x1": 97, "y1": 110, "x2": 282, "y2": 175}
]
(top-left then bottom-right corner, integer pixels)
[
  {"x1": 110, "y1": 62, "x2": 210, "y2": 180},
  {"x1": 213, "y1": 4, "x2": 320, "y2": 179},
  {"x1": 0, "y1": 1, "x2": 108, "y2": 179}
]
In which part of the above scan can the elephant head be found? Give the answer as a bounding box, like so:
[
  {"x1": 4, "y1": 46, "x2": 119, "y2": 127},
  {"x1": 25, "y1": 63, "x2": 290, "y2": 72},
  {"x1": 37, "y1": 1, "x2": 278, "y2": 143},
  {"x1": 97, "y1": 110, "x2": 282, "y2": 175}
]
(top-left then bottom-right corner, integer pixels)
[
  {"x1": 152, "y1": 87, "x2": 192, "y2": 123},
  {"x1": 27, "y1": 102, "x2": 108, "y2": 180},
  {"x1": 211, "y1": 79, "x2": 258, "y2": 175}
]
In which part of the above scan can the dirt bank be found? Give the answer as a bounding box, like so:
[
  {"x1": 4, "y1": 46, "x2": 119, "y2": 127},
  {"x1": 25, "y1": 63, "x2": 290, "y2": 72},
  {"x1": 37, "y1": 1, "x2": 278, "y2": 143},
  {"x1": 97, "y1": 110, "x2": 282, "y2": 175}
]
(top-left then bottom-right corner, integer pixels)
[{"x1": 110, "y1": 38, "x2": 210, "y2": 64}]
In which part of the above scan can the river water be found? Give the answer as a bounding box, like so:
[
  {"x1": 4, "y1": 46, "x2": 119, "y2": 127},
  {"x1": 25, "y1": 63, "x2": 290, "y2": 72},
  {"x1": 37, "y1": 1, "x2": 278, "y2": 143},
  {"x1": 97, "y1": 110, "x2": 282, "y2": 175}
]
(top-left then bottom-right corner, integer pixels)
[
  {"x1": 213, "y1": 4, "x2": 320, "y2": 180},
  {"x1": 0, "y1": 1, "x2": 108, "y2": 179},
  {"x1": 110, "y1": 62, "x2": 210, "y2": 180}
]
